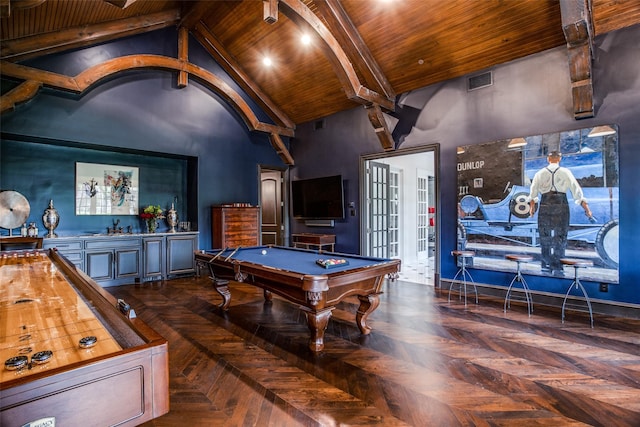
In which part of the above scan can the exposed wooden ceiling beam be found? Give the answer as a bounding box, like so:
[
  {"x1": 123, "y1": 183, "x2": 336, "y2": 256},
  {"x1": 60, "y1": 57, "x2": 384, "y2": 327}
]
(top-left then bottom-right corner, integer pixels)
[
  {"x1": 177, "y1": 26, "x2": 189, "y2": 88},
  {"x1": 0, "y1": 80, "x2": 41, "y2": 114},
  {"x1": 263, "y1": 0, "x2": 279, "y2": 24},
  {"x1": 0, "y1": 55, "x2": 295, "y2": 140},
  {"x1": 0, "y1": 0, "x2": 46, "y2": 18},
  {"x1": 314, "y1": 0, "x2": 395, "y2": 101},
  {"x1": 269, "y1": 133, "x2": 295, "y2": 165},
  {"x1": 178, "y1": 0, "x2": 212, "y2": 30},
  {"x1": 192, "y1": 21, "x2": 295, "y2": 130},
  {"x1": 366, "y1": 104, "x2": 394, "y2": 151},
  {"x1": 560, "y1": 0, "x2": 594, "y2": 119},
  {"x1": 0, "y1": 9, "x2": 181, "y2": 62},
  {"x1": 278, "y1": 0, "x2": 394, "y2": 111},
  {"x1": 104, "y1": 0, "x2": 139, "y2": 9}
]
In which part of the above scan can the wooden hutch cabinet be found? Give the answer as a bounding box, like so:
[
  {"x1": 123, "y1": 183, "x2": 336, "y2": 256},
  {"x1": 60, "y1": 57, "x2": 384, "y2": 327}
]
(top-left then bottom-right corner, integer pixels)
[{"x1": 211, "y1": 205, "x2": 260, "y2": 249}]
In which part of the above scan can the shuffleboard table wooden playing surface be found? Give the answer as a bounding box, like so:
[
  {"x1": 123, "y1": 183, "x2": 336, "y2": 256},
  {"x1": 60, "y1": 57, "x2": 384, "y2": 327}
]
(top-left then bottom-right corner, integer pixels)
[
  {"x1": 194, "y1": 245, "x2": 401, "y2": 352},
  {"x1": 0, "y1": 249, "x2": 169, "y2": 427}
]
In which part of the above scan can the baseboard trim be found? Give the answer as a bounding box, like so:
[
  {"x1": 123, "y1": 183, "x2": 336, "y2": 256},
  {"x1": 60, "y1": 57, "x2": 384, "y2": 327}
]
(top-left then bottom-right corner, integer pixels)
[{"x1": 440, "y1": 279, "x2": 640, "y2": 320}]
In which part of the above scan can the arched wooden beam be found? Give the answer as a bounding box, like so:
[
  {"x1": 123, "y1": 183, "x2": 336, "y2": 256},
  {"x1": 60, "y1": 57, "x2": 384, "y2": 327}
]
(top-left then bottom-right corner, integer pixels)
[
  {"x1": 278, "y1": 0, "x2": 394, "y2": 112},
  {"x1": 0, "y1": 55, "x2": 294, "y2": 139},
  {"x1": 269, "y1": 133, "x2": 294, "y2": 166},
  {"x1": 0, "y1": 80, "x2": 42, "y2": 114}
]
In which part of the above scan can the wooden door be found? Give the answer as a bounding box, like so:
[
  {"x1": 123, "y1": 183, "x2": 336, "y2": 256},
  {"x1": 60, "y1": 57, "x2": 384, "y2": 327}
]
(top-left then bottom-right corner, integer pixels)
[{"x1": 260, "y1": 169, "x2": 284, "y2": 245}]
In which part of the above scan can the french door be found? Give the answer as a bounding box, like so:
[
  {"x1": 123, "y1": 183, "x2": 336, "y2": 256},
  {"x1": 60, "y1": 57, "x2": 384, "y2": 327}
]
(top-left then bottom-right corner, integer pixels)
[
  {"x1": 360, "y1": 146, "x2": 440, "y2": 286},
  {"x1": 367, "y1": 161, "x2": 390, "y2": 258}
]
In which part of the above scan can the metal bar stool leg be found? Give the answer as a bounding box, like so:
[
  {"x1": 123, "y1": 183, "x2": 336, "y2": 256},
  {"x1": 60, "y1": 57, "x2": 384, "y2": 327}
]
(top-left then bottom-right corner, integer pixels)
[
  {"x1": 504, "y1": 255, "x2": 534, "y2": 316},
  {"x1": 449, "y1": 251, "x2": 477, "y2": 306},
  {"x1": 560, "y1": 258, "x2": 594, "y2": 328}
]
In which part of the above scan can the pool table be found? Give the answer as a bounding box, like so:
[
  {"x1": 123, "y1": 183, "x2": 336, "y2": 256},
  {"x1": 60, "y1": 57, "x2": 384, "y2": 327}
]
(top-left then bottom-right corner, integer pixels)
[{"x1": 194, "y1": 246, "x2": 400, "y2": 352}]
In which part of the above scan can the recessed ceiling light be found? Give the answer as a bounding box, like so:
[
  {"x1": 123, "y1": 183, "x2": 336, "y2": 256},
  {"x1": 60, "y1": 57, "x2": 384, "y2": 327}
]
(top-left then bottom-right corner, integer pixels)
[
  {"x1": 263, "y1": 57, "x2": 273, "y2": 67},
  {"x1": 301, "y1": 34, "x2": 311, "y2": 45}
]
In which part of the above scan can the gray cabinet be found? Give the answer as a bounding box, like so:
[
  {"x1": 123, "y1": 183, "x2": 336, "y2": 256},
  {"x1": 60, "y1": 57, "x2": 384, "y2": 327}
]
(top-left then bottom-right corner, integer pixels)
[
  {"x1": 85, "y1": 237, "x2": 141, "y2": 285},
  {"x1": 44, "y1": 233, "x2": 198, "y2": 286},
  {"x1": 142, "y1": 236, "x2": 165, "y2": 281},
  {"x1": 141, "y1": 232, "x2": 198, "y2": 282},
  {"x1": 43, "y1": 238, "x2": 84, "y2": 270},
  {"x1": 167, "y1": 234, "x2": 197, "y2": 277}
]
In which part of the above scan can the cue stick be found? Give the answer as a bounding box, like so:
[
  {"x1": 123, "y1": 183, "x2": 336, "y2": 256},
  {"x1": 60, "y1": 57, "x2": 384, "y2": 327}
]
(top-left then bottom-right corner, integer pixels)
[
  {"x1": 209, "y1": 247, "x2": 227, "y2": 262},
  {"x1": 225, "y1": 246, "x2": 241, "y2": 261}
]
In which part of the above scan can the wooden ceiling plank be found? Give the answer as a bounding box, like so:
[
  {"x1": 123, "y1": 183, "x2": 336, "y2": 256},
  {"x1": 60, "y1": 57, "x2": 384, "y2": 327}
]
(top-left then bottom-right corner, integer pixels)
[
  {"x1": 559, "y1": 0, "x2": 594, "y2": 119},
  {"x1": 193, "y1": 21, "x2": 295, "y2": 130},
  {"x1": 0, "y1": 79, "x2": 41, "y2": 114},
  {"x1": 279, "y1": 0, "x2": 394, "y2": 111},
  {"x1": 315, "y1": 0, "x2": 395, "y2": 101},
  {"x1": 0, "y1": 0, "x2": 10, "y2": 19},
  {"x1": 1, "y1": 9, "x2": 181, "y2": 62}
]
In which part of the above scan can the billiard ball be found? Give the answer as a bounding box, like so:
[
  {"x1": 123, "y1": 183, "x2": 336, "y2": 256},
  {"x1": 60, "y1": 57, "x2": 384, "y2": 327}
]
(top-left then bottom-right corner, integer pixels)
[{"x1": 261, "y1": 249, "x2": 267, "y2": 255}]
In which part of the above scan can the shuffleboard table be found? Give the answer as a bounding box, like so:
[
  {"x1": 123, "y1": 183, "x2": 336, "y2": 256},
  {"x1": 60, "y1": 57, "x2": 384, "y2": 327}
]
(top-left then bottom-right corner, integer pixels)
[
  {"x1": 1, "y1": 249, "x2": 169, "y2": 427},
  {"x1": 194, "y1": 245, "x2": 400, "y2": 352}
]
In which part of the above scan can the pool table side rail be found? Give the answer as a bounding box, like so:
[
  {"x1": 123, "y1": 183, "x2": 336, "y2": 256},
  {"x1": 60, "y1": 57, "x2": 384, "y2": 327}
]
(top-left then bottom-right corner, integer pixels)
[{"x1": 195, "y1": 249, "x2": 400, "y2": 308}]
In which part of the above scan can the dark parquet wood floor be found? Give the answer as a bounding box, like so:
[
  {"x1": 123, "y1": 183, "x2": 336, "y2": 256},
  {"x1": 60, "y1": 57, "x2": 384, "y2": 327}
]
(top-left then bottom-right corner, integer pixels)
[{"x1": 108, "y1": 276, "x2": 640, "y2": 427}]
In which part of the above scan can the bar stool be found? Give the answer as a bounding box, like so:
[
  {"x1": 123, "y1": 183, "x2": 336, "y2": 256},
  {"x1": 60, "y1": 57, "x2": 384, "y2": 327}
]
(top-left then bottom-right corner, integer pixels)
[
  {"x1": 449, "y1": 250, "x2": 477, "y2": 306},
  {"x1": 560, "y1": 258, "x2": 594, "y2": 328},
  {"x1": 504, "y1": 254, "x2": 534, "y2": 316}
]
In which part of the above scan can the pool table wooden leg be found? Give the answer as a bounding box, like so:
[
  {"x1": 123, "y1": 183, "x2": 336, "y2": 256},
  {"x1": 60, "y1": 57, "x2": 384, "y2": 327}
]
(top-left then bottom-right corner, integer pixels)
[
  {"x1": 356, "y1": 293, "x2": 380, "y2": 335},
  {"x1": 303, "y1": 308, "x2": 334, "y2": 352},
  {"x1": 212, "y1": 278, "x2": 231, "y2": 311}
]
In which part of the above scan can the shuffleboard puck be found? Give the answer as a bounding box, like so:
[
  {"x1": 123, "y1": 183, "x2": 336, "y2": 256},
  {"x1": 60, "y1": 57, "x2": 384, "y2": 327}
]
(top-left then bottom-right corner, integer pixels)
[
  {"x1": 31, "y1": 350, "x2": 53, "y2": 364},
  {"x1": 79, "y1": 336, "x2": 97, "y2": 349},
  {"x1": 4, "y1": 355, "x2": 28, "y2": 371}
]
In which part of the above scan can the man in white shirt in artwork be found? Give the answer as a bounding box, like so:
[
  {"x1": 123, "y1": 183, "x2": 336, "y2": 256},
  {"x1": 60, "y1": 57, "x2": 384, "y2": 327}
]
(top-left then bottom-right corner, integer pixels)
[{"x1": 528, "y1": 151, "x2": 594, "y2": 276}]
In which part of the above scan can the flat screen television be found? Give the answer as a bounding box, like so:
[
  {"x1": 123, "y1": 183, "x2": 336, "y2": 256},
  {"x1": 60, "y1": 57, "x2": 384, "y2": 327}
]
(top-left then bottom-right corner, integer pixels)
[{"x1": 291, "y1": 175, "x2": 345, "y2": 219}]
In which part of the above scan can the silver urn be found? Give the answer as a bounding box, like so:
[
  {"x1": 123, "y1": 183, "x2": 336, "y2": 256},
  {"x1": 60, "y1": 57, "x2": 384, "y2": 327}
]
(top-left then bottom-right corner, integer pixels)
[
  {"x1": 166, "y1": 203, "x2": 178, "y2": 233},
  {"x1": 42, "y1": 199, "x2": 60, "y2": 238}
]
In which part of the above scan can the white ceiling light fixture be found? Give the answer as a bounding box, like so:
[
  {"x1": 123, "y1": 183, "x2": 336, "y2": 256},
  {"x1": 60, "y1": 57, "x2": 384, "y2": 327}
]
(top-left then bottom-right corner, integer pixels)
[
  {"x1": 507, "y1": 137, "x2": 528, "y2": 149},
  {"x1": 301, "y1": 34, "x2": 311, "y2": 46},
  {"x1": 262, "y1": 56, "x2": 273, "y2": 67},
  {"x1": 587, "y1": 125, "x2": 616, "y2": 137}
]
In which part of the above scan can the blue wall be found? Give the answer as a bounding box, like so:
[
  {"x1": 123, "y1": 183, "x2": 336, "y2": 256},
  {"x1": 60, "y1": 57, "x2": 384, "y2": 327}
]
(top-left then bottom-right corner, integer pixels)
[
  {"x1": 1, "y1": 24, "x2": 638, "y2": 307},
  {"x1": 290, "y1": 25, "x2": 640, "y2": 306},
  {"x1": 1, "y1": 28, "x2": 286, "y2": 249}
]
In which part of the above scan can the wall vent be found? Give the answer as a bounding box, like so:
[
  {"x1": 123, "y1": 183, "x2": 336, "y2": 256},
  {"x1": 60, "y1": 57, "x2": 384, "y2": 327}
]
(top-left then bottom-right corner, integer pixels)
[
  {"x1": 467, "y1": 71, "x2": 493, "y2": 91},
  {"x1": 314, "y1": 119, "x2": 325, "y2": 130}
]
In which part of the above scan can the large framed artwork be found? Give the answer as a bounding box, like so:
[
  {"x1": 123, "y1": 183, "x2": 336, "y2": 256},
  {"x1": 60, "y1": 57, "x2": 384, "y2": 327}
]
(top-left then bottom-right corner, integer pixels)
[
  {"x1": 75, "y1": 162, "x2": 139, "y2": 215},
  {"x1": 456, "y1": 125, "x2": 619, "y2": 284}
]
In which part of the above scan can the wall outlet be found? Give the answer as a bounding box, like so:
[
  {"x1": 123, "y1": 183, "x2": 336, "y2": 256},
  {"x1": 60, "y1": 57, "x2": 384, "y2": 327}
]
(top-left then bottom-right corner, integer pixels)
[{"x1": 599, "y1": 283, "x2": 609, "y2": 292}]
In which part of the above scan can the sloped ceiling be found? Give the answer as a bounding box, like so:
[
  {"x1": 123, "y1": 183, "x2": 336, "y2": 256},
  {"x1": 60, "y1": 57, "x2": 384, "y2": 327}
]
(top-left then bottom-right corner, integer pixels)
[{"x1": 1, "y1": 0, "x2": 639, "y2": 162}]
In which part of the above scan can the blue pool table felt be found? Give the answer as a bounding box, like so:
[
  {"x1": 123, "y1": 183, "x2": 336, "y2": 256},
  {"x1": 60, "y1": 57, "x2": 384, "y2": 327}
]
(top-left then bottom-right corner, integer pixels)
[{"x1": 206, "y1": 246, "x2": 389, "y2": 275}]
